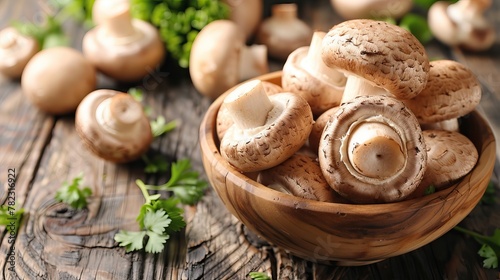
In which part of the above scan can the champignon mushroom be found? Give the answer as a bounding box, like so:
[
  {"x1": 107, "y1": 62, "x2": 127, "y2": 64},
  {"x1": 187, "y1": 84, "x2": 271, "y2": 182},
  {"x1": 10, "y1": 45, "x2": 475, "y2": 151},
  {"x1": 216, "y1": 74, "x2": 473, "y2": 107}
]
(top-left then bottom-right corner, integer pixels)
[
  {"x1": 402, "y1": 60, "x2": 481, "y2": 129},
  {"x1": 21, "y1": 47, "x2": 96, "y2": 115},
  {"x1": 75, "y1": 89, "x2": 153, "y2": 163},
  {"x1": 408, "y1": 130, "x2": 479, "y2": 199},
  {"x1": 0, "y1": 27, "x2": 39, "y2": 79},
  {"x1": 257, "y1": 153, "x2": 348, "y2": 203},
  {"x1": 189, "y1": 20, "x2": 269, "y2": 100},
  {"x1": 318, "y1": 95, "x2": 427, "y2": 203},
  {"x1": 82, "y1": 0, "x2": 165, "y2": 82},
  {"x1": 428, "y1": 0, "x2": 495, "y2": 51},
  {"x1": 282, "y1": 31, "x2": 346, "y2": 116},
  {"x1": 223, "y1": 0, "x2": 263, "y2": 41},
  {"x1": 220, "y1": 79, "x2": 313, "y2": 172},
  {"x1": 330, "y1": 0, "x2": 413, "y2": 20},
  {"x1": 216, "y1": 80, "x2": 283, "y2": 141},
  {"x1": 321, "y1": 19, "x2": 430, "y2": 103},
  {"x1": 256, "y1": 3, "x2": 313, "y2": 61},
  {"x1": 309, "y1": 106, "x2": 339, "y2": 153}
]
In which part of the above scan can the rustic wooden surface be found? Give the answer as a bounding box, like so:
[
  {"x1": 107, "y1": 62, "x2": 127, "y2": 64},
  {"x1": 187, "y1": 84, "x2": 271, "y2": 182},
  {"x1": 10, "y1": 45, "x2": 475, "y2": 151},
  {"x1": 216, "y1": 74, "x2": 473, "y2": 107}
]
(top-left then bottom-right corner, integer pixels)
[{"x1": 1, "y1": 0, "x2": 500, "y2": 279}]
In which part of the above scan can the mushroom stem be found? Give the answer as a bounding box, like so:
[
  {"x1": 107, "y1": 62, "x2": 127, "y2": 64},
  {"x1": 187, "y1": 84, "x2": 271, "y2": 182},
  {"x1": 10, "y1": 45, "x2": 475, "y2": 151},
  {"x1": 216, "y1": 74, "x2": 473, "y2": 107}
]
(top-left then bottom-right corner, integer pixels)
[
  {"x1": 448, "y1": 0, "x2": 491, "y2": 29},
  {"x1": 95, "y1": 0, "x2": 139, "y2": 43},
  {"x1": 238, "y1": 44, "x2": 269, "y2": 81},
  {"x1": 97, "y1": 94, "x2": 143, "y2": 134},
  {"x1": 272, "y1": 3, "x2": 298, "y2": 20},
  {"x1": 301, "y1": 31, "x2": 346, "y2": 86},
  {"x1": 223, "y1": 80, "x2": 274, "y2": 129},
  {"x1": 345, "y1": 120, "x2": 406, "y2": 180},
  {"x1": 341, "y1": 75, "x2": 388, "y2": 104}
]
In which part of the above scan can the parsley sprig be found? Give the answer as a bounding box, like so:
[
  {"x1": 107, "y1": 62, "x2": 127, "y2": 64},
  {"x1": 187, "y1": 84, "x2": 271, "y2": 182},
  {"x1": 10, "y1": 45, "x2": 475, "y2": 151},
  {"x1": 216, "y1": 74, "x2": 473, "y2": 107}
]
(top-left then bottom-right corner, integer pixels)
[
  {"x1": 0, "y1": 205, "x2": 24, "y2": 229},
  {"x1": 55, "y1": 174, "x2": 93, "y2": 209},
  {"x1": 248, "y1": 272, "x2": 271, "y2": 280},
  {"x1": 114, "y1": 159, "x2": 207, "y2": 253},
  {"x1": 454, "y1": 226, "x2": 500, "y2": 269}
]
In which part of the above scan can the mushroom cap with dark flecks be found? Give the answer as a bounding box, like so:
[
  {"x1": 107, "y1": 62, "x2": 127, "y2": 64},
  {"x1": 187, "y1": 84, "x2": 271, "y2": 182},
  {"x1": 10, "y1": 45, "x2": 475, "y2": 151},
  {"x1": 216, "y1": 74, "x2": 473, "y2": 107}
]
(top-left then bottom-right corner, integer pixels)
[
  {"x1": 402, "y1": 60, "x2": 481, "y2": 124},
  {"x1": 220, "y1": 92, "x2": 313, "y2": 173},
  {"x1": 321, "y1": 19, "x2": 430, "y2": 100},
  {"x1": 318, "y1": 95, "x2": 427, "y2": 203}
]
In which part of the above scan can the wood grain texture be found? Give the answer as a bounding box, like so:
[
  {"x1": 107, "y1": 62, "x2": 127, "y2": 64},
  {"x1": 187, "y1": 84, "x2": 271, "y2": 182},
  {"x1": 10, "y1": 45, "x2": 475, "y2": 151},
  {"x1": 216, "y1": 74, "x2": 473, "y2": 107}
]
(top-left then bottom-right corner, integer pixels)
[{"x1": 0, "y1": 1, "x2": 500, "y2": 279}]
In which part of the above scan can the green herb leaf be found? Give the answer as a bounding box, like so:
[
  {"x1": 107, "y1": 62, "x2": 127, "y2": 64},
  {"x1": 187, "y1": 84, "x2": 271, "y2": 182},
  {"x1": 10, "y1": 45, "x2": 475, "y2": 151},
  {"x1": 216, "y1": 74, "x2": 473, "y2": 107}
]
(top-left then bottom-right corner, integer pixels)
[
  {"x1": 249, "y1": 271, "x2": 271, "y2": 280},
  {"x1": 150, "y1": 116, "x2": 177, "y2": 137},
  {"x1": 128, "y1": 87, "x2": 144, "y2": 102},
  {"x1": 162, "y1": 159, "x2": 208, "y2": 205},
  {"x1": 142, "y1": 154, "x2": 170, "y2": 174},
  {"x1": 454, "y1": 226, "x2": 500, "y2": 269},
  {"x1": 55, "y1": 174, "x2": 93, "y2": 209},
  {"x1": 143, "y1": 209, "x2": 171, "y2": 234},
  {"x1": 11, "y1": 14, "x2": 69, "y2": 49},
  {"x1": 145, "y1": 231, "x2": 169, "y2": 253},
  {"x1": 114, "y1": 230, "x2": 147, "y2": 252},
  {"x1": 0, "y1": 205, "x2": 24, "y2": 229},
  {"x1": 480, "y1": 181, "x2": 496, "y2": 205},
  {"x1": 399, "y1": 13, "x2": 433, "y2": 45}
]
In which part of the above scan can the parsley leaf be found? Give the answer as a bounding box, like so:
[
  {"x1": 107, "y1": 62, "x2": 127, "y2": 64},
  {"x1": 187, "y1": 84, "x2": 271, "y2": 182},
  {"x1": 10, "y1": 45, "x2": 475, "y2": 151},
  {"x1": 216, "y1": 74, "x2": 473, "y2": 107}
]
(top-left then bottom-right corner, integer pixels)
[
  {"x1": 249, "y1": 272, "x2": 271, "y2": 280},
  {"x1": 145, "y1": 231, "x2": 169, "y2": 253},
  {"x1": 143, "y1": 209, "x2": 171, "y2": 234},
  {"x1": 142, "y1": 154, "x2": 170, "y2": 174},
  {"x1": 114, "y1": 230, "x2": 147, "y2": 252},
  {"x1": 0, "y1": 205, "x2": 24, "y2": 229},
  {"x1": 150, "y1": 116, "x2": 177, "y2": 137},
  {"x1": 454, "y1": 226, "x2": 500, "y2": 269},
  {"x1": 55, "y1": 174, "x2": 93, "y2": 209}
]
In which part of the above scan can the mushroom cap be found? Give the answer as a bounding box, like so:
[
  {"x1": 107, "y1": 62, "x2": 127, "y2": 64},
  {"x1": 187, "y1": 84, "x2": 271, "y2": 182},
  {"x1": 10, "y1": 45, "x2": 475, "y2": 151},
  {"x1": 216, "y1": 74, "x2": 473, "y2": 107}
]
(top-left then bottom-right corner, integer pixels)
[
  {"x1": 411, "y1": 130, "x2": 479, "y2": 197},
  {"x1": 318, "y1": 95, "x2": 427, "y2": 203},
  {"x1": 402, "y1": 60, "x2": 481, "y2": 124},
  {"x1": 216, "y1": 81, "x2": 283, "y2": 141},
  {"x1": 0, "y1": 27, "x2": 39, "y2": 78},
  {"x1": 189, "y1": 20, "x2": 245, "y2": 99},
  {"x1": 220, "y1": 92, "x2": 313, "y2": 172},
  {"x1": 309, "y1": 106, "x2": 339, "y2": 153},
  {"x1": 21, "y1": 47, "x2": 96, "y2": 115},
  {"x1": 75, "y1": 89, "x2": 153, "y2": 163},
  {"x1": 256, "y1": 4, "x2": 313, "y2": 60},
  {"x1": 257, "y1": 153, "x2": 348, "y2": 203},
  {"x1": 322, "y1": 19, "x2": 430, "y2": 100},
  {"x1": 282, "y1": 46, "x2": 345, "y2": 116},
  {"x1": 428, "y1": 1, "x2": 495, "y2": 51},
  {"x1": 223, "y1": 0, "x2": 263, "y2": 41},
  {"x1": 330, "y1": 0, "x2": 413, "y2": 20},
  {"x1": 82, "y1": 19, "x2": 165, "y2": 82}
]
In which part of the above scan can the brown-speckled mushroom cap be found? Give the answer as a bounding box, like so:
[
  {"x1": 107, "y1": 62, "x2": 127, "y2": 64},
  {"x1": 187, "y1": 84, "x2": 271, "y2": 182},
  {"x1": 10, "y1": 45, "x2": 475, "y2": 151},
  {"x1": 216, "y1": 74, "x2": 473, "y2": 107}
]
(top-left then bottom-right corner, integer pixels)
[
  {"x1": 322, "y1": 19, "x2": 430, "y2": 100},
  {"x1": 257, "y1": 153, "x2": 348, "y2": 203},
  {"x1": 403, "y1": 60, "x2": 481, "y2": 124},
  {"x1": 0, "y1": 27, "x2": 39, "y2": 78},
  {"x1": 318, "y1": 95, "x2": 427, "y2": 203},
  {"x1": 409, "y1": 130, "x2": 479, "y2": 198},
  {"x1": 75, "y1": 89, "x2": 153, "y2": 163},
  {"x1": 220, "y1": 89, "x2": 313, "y2": 173}
]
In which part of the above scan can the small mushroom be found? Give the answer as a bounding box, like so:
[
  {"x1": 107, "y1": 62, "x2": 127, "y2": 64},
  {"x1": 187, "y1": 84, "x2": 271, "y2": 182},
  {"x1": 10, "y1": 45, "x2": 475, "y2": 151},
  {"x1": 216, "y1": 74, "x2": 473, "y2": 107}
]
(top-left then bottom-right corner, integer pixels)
[
  {"x1": 220, "y1": 79, "x2": 313, "y2": 172},
  {"x1": 318, "y1": 95, "x2": 427, "y2": 203},
  {"x1": 189, "y1": 20, "x2": 269, "y2": 100},
  {"x1": 75, "y1": 89, "x2": 153, "y2": 163},
  {"x1": 428, "y1": 0, "x2": 495, "y2": 51},
  {"x1": 21, "y1": 47, "x2": 96, "y2": 115},
  {"x1": 82, "y1": 0, "x2": 165, "y2": 82},
  {"x1": 322, "y1": 19, "x2": 430, "y2": 103},
  {"x1": 282, "y1": 31, "x2": 346, "y2": 116},
  {"x1": 256, "y1": 4, "x2": 313, "y2": 61},
  {"x1": 408, "y1": 130, "x2": 479, "y2": 199},
  {"x1": 330, "y1": 0, "x2": 413, "y2": 20},
  {"x1": 257, "y1": 153, "x2": 348, "y2": 203},
  {"x1": 0, "y1": 27, "x2": 39, "y2": 79},
  {"x1": 216, "y1": 81, "x2": 283, "y2": 141},
  {"x1": 402, "y1": 60, "x2": 481, "y2": 129},
  {"x1": 223, "y1": 0, "x2": 263, "y2": 41}
]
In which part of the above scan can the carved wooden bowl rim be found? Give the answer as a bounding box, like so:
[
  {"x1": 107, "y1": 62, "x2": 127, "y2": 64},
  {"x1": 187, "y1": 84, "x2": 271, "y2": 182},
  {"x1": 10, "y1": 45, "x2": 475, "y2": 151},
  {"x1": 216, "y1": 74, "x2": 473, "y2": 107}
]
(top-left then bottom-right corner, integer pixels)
[{"x1": 199, "y1": 71, "x2": 496, "y2": 265}]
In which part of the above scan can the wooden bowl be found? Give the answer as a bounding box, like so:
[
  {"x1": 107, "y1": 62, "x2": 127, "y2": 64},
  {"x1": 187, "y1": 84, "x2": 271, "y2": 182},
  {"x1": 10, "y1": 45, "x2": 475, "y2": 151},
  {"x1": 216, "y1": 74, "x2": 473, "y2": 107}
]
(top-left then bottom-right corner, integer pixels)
[{"x1": 199, "y1": 71, "x2": 496, "y2": 266}]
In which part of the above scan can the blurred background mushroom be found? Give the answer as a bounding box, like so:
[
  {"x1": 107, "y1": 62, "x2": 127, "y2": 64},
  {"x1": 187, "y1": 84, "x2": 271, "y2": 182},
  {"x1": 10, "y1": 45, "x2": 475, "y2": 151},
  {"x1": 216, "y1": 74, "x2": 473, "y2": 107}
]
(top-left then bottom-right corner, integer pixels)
[
  {"x1": 428, "y1": 0, "x2": 495, "y2": 51},
  {"x1": 330, "y1": 0, "x2": 413, "y2": 20},
  {"x1": 0, "y1": 27, "x2": 39, "y2": 79},
  {"x1": 83, "y1": 0, "x2": 165, "y2": 82},
  {"x1": 223, "y1": 0, "x2": 263, "y2": 42},
  {"x1": 75, "y1": 89, "x2": 153, "y2": 163},
  {"x1": 256, "y1": 3, "x2": 312, "y2": 61},
  {"x1": 189, "y1": 20, "x2": 269, "y2": 100},
  {"x1": 21, "y1": 46, "x2": 96, "y2": 115}
]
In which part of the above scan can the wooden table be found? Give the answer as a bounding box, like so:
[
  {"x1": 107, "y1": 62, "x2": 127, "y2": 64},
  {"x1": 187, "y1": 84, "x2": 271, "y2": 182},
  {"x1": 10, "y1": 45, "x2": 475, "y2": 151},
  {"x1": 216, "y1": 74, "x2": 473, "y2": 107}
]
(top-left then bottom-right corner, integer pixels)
[{"x1": 1, "y1": 1, "x2": 500, "y2": 279}]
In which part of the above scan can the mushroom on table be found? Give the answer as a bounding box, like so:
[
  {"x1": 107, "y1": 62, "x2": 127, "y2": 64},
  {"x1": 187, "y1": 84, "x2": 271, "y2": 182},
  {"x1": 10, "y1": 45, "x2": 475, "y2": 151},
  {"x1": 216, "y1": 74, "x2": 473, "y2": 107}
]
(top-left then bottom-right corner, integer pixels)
[
  {"x1": 0, "y1": 27, "x2": 39, "y2": 79},
  {"x1": 330, "y1": 0, "x2": 413, "y2": 20},
  {"x1": 219, "y1": 79, "x2": 313, "y2": 173},
  {"x1": 75, "y1": 89, "x2": 153, "y2": 163}
]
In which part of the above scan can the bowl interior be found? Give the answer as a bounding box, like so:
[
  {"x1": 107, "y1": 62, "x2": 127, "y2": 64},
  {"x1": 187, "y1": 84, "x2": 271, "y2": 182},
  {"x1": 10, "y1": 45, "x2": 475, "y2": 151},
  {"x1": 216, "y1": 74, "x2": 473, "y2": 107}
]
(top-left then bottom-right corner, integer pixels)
[{"x1": 199, "y1": 71, "x2": 496, "y2": 265}]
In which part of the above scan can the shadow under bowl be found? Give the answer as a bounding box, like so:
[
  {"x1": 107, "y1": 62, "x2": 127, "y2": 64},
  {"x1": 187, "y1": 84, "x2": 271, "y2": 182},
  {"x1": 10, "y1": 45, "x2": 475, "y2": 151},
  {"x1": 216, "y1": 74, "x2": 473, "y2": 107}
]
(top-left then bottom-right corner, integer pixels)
[{"x1": 199, "y1": 71, "x2": 496, "y2": 266}]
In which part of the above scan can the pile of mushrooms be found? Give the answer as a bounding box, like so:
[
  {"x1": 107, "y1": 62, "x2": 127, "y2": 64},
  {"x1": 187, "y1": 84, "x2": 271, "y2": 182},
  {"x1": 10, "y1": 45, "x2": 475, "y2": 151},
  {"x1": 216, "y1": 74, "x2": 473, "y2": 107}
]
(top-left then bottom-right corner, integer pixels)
[{"x1": 216, "y1": 19, "x2": 481, "y2": 204}]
